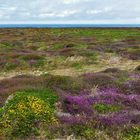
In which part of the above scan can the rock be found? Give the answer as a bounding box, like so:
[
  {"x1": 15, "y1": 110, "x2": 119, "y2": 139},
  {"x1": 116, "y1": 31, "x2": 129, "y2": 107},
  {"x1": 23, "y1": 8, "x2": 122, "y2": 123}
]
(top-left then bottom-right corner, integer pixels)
[{"x1": 55, "y1": 111, "x2": 72, "y2": 117}]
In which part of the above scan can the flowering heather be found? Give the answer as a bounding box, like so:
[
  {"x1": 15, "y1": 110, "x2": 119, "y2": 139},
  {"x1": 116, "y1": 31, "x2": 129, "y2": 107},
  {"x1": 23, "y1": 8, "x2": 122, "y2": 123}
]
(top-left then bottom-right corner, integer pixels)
[
  {"x1": 61, "y1": 86, "x2": 140, "y2": 129},
  {"x1": 63, "y1": 87, "x2": 140, "y2": 111},
  {"x1": 64, "y1": 95, "x2": 90, "y2": 106},
  {"x1": 128, "y1": 73, "x2": 140, "y2": 80},
  {"x1": 63, "y1": 95, "x2": 93, "y2": 114},
  {"x1": 98, "y1": 110, "x2": 140, "y2": 127},
  {"x1": 123, "y1": 80, "x2": 140, "y2": 94},
  {"x1": 59, "y1": 115, "x2": 87, "y2": 125},
  {"x1": 91, "y1": 88, "x2": 140, "y2": 109}
]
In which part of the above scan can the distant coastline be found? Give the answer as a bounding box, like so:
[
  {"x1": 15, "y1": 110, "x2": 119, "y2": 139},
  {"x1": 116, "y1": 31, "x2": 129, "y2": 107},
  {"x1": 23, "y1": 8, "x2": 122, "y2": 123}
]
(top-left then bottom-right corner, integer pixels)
[{"x1": 0, "y1": 24, "x2": 140, "y2": 28}]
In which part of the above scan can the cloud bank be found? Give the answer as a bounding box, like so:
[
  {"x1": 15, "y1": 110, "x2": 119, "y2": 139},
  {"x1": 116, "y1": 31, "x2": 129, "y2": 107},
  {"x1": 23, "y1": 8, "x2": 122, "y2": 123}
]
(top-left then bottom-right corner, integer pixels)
[{"x1": 0, "y1": 0, "x2": 140, "y2": 24}]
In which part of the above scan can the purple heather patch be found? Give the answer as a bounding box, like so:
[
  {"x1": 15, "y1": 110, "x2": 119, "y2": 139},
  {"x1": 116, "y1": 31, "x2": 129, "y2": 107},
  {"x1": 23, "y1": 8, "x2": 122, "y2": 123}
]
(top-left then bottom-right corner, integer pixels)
[
  {"x1": 59, "y1": 115, "x2": 88, "y2": 125},
  {"x1": 61, "y1": 86, "x2": 140, "y2": 127},
  {"x1": 128, "y1": 73, "x2": 140, "y2": 80},
  {"x1": 64, "y1": 95, "x2": 93, "y2": 114},
  {"x1": 98, "y1": 110, "x2": 140, "y2": 126}
]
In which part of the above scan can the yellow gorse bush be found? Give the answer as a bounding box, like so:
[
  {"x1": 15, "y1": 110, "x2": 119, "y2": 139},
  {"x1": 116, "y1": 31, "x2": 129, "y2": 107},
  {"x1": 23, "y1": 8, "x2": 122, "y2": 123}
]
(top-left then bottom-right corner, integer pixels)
[
  {"x1": 122, "y1": 126, "x2": 140, "y2": 140},
  {"x1": 0, "y1": 94, "x2": 58, "y2": 138}
]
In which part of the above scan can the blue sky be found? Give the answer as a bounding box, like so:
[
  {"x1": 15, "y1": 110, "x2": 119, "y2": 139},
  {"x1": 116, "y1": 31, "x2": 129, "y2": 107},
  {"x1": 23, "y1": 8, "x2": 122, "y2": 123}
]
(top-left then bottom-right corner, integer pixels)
[{"x1": 0, "y1": 0, "x2": 140, "y2": 24}]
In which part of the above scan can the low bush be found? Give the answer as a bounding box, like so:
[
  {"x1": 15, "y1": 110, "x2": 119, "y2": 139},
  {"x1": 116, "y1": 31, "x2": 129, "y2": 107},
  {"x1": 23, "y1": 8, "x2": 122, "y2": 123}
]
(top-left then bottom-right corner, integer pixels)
[
  {"x1": 15, "y1": 89, "x2": 58, "y2": 108},
  {"x1": 4, "y1": 60, "x2": 20, "y2": 71},
  {"x1": 122, "y1": 126, "x2": 140, "y2": 140},
  {"x1": 0, "y1": 93, "x2": 58, "y2": 138},
  {"x1": 71, "y1": 125, "x2": 95, "y2": 140},
  {"x1": 83, "y1": 73, "x2": 116, "y2": 88},
  {"x1": 93, "y1": 103, "x2": 121, "y2": 114}
]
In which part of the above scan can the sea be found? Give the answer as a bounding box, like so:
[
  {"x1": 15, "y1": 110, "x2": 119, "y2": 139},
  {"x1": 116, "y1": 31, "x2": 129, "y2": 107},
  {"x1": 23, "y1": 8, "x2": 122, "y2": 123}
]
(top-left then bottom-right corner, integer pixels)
[{"x1": 0, "y1": 24, "x2": 140, "y2": 28}]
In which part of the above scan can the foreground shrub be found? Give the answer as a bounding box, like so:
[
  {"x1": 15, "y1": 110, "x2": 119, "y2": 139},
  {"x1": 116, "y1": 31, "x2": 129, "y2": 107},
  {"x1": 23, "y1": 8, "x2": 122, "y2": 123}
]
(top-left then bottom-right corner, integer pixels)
[
  {"x1": 15, "y1": 89, "x2": 58, "y2": 108},
  {"x1": 0, "y1": 94, "x2": 57, "y2": 138},
  {"x1": 122, "y1": 126, "x2": 140, "y2": 140}
]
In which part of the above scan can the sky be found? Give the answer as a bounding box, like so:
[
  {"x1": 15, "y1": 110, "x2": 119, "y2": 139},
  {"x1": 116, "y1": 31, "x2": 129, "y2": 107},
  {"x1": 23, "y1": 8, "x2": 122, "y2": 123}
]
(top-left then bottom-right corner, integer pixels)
[{"x1": 0, "y1": 0, "x2": 140, "y2": 24}]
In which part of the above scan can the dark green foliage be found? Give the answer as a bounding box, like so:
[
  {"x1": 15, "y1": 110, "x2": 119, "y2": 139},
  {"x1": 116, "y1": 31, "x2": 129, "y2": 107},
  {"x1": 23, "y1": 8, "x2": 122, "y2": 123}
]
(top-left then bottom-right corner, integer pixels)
[{"x1": 4, "y1": 62, "x2": 18, "y2": 71}]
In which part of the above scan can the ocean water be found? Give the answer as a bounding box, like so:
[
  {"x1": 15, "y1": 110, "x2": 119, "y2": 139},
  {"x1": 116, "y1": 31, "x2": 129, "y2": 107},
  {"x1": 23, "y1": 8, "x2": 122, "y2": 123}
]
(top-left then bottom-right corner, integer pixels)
[{"x1": 0, "y1": 24, "x2": 140, "y2": 28}]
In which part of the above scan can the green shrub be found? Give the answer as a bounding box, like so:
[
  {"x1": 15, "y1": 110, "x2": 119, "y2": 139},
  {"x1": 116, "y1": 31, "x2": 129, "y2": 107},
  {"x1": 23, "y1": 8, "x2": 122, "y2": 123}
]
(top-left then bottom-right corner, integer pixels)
[
  {"x1": 52, "y1": 43, "x2": 64, "y2": 50},
  {"x1": 4, "y1": 62, "x2": 18, "y2": 71},
  {"x1": 34, "y1": 59, "x2": 45, "y2": 68},
  {"x1": 0, "y1": 94, "x2": 58, "y2": 138},
  {"x1": 122, "y1": 126, "x2": 140, "y2": 140},
  {"x1": 72, "y1": 125, "x2": 95, "y2": 140},
  {"x1": 76, "y1": 44, "x2": 88, "y2": 49},
  {"x1": 21, "y1": 54, "x2": 44, "y2": 61},
  {"x1": 0, "y1": 43, "x2": 14, "y2": 49},
  {"x1": 15, "y1": 89, "x2": 58, "y2": 108},
  {"x1": 71, "y1": 62, "x2": 83, "y2": 69},
  {"x1": 44, "y1": 74, "x2": 84, "y2": 90},
  {"x1": 93, "y1": 103, "x2": 121, "y2": 114},
  {"x1": 115, "y1": 72, "x2": 130, "y2": 86}
]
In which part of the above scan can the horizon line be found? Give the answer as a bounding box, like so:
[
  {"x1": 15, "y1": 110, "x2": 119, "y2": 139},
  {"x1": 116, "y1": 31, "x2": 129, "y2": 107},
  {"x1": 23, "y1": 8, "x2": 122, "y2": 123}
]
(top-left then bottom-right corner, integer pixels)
[{"x1": 0, "y1": 23, "x2": 140, "y2": 25}]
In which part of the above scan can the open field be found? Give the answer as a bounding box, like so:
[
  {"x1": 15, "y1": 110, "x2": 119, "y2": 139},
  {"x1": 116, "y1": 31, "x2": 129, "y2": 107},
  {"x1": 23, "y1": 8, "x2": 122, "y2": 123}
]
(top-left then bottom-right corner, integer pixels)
[{"x1": 0, "y1": 28, "x2": 140, "y2": 139}]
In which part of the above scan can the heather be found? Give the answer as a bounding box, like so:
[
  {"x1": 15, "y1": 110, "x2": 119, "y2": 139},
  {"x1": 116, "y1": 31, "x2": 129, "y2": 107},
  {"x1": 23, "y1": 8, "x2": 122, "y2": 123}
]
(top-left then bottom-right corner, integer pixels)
[{"x1": 0, "y1": 28, "x2": 140, "y2": 139}]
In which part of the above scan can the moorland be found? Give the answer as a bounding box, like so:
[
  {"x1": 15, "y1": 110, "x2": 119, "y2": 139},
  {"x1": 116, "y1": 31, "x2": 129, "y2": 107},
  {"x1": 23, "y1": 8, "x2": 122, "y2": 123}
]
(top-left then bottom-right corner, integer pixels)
[{"x1": 0, "y1": 28, "x2": 140, "y2": 139}]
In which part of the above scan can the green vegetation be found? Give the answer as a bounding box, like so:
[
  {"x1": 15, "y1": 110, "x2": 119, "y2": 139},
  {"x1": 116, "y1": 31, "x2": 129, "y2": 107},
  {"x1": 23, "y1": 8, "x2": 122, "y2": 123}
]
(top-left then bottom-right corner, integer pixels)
[
  {"x1": 71, "y1": 62, "x2": 83, "y2": 69},
  {"x1": 0, "y1": 43, "x2": 14, "y2": 49},
  {"x1": 0, "y1": 28, "x2": 139, "y2": 72},
  {"x1": 0, "y1": 28, "x2": 140, "y2": 139},
  {"x1": 0, "y1": 93, "x2": 57, "y2": 138},
  {"x1": 122, "y1": 126, "x2": 140, "y2": 140},
  {"x1": 72, "y1": 125, "x2": 95, "y2": 140},
  {"x1": 4, "y1": 62, "x2": 18, "y2": 71},
  {"x1": 93, "y1": 103, "x2": 122, "y2": 113},
  {"x1": 14, "y1": 89, "x2": 58, "y2": 108}
]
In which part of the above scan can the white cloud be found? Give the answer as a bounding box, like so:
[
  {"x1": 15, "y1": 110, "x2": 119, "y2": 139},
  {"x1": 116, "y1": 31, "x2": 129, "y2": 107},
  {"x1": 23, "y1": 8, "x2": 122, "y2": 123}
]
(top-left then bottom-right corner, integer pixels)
[
  {"x1": 87, "y1": 7, "x2": 112, "y2": 15},
  {"x1": 39, "y1": 10, "x2": 79, "y2": 18},
  {"x1": 0, "y1": 0, "x2": 140, "y2": 23},
  {"x1": 39, "y1": 13, "x2": 55, "y2": 18},
  {"x1": 87, "y1": 10, "x2": 102, "y2": 14},
  {"x1": 56, "y1": 10, "x2": 79, "y2": 17},
  {"x1": 61, "y1": 0, "x2": 89, "y2": 4}
]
